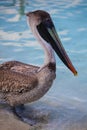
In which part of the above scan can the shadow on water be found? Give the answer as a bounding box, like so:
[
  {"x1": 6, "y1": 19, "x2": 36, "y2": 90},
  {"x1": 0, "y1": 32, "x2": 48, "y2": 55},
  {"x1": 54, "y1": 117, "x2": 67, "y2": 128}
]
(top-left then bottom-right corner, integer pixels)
[{"x1": 0, "y1": 98, "x2": 87, "y2": 130}]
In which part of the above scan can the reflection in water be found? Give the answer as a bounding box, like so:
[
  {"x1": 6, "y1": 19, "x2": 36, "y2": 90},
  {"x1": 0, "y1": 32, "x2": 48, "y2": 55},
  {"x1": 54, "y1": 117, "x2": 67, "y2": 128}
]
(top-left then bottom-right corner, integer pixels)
[
  {"x1": 18, "y1": 0, "x2": 30, "y2": 18},
  {"x1": 18, "y1": 0, "x2": 26, "y2": 16},
  {"x1": 0, "y1": 0, "x2": 26, "y2": 18}
]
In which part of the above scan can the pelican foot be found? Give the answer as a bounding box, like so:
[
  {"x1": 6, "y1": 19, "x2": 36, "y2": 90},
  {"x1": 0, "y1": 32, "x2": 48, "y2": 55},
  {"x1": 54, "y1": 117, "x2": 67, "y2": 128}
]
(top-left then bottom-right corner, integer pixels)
[
  {"x1": 11, "y1": 105, "x2": 36, "y2": 126},
  {"x1": 11, "y1": 104, "x2": 25, "y2": 121}
]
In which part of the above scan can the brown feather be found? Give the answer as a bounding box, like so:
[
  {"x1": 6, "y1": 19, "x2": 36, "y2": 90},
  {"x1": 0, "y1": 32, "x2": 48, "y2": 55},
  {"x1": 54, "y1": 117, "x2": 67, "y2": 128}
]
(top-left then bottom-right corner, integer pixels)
[
  {"x1": 0, "y1": 60, "x2": 39, "y2": 75},
  {"x1": 0, "y1": 69, "x2": 38, "y2": 94}
]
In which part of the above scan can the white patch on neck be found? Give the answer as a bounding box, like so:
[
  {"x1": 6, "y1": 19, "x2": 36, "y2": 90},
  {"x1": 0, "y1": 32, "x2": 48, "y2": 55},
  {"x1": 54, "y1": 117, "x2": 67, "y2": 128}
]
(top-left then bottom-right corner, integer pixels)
[
  {"x1": 33, "y1": 26, "x2": 56, "y2": 63},
  {"x1": 27, "y1": 18, "x2": 56, "y2": 65}
]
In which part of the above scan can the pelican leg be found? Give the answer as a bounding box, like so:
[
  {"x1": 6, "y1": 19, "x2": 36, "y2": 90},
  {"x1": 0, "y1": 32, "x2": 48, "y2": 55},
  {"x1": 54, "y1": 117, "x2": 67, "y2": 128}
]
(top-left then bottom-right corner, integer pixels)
[
  {"x1": 16, "y1": 104, "x2": 25, "y2": 111},
  {"x1": 11, "y1": 104, "x2": 25, "y2": 121},
  {"x1": 11, "y1": 105, "x2": 36, "y2": 125}
]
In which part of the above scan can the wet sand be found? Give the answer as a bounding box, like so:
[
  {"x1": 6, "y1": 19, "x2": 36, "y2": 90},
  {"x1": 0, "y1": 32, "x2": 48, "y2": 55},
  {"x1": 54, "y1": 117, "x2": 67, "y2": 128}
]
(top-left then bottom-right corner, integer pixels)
[{"x1": 0, "y1": 98, "x2": 87, "y2": 130}]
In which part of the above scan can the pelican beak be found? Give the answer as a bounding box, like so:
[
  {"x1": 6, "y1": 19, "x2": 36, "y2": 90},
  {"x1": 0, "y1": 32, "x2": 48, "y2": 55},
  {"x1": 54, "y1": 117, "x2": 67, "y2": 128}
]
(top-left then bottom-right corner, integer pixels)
[{"x1": 37, "y1": 18, "x2": 77, "y2": 75}]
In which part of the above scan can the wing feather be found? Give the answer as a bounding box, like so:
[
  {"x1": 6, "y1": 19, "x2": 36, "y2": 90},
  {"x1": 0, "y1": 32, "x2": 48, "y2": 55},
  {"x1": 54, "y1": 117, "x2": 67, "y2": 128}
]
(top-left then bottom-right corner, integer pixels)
[
  {"x1": 0, "y1": 60, "x2": 39, "y2": 75},
  {"x1": 0, "y1": 69, "x2": 38, "y2": 94}
]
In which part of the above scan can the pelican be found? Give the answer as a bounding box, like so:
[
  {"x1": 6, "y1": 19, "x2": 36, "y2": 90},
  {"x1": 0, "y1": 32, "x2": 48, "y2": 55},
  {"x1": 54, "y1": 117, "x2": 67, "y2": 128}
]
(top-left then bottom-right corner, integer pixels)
[{"x1": 0, "y1": 10, "x2": 77, "y2": 122}]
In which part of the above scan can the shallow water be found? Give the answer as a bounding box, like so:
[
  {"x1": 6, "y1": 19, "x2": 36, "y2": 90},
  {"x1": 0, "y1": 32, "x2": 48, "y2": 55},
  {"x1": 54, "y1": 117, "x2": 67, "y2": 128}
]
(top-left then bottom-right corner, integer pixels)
[{"x1": 0, "y1": 0, "x2": 87, "y2": 130}]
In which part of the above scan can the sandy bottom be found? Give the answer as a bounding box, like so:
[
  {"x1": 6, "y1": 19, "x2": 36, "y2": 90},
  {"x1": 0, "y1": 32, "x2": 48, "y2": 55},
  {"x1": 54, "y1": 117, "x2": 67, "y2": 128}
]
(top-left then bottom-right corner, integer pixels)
[{"x1": 0, "y1": 98, "x2": 87, "y2": 130}]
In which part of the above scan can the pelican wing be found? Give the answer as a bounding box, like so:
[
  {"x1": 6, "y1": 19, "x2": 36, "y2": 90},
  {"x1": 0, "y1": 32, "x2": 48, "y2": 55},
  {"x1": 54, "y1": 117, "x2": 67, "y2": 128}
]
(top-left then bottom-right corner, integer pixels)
[
  {"x1": 0, "y1": 61, "x2": 39, "y2": 75},
  {"x1": 0, "y1": 69, "x2": 38, "y2": 93}
]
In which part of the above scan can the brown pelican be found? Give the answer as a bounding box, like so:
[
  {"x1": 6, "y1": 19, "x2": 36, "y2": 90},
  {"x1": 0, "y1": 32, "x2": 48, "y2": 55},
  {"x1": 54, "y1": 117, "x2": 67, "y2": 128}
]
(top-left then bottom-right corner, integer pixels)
[{"x1": 0, "y1": 10, "x2": 77, "y2": 123}]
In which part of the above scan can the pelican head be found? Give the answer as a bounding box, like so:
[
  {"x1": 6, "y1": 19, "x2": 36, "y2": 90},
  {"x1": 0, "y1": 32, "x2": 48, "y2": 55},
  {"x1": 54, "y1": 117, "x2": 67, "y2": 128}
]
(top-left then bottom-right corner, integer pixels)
[{"x1": 26, "y1": 10, "x2": 77, "y2": 75}]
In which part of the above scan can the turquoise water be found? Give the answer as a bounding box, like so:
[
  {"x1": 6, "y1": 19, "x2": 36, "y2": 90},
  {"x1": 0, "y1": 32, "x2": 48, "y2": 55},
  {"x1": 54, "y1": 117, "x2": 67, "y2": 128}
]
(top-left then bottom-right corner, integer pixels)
[{"x1": 0, "y1": 0, "x2": 87, "y2": 129}]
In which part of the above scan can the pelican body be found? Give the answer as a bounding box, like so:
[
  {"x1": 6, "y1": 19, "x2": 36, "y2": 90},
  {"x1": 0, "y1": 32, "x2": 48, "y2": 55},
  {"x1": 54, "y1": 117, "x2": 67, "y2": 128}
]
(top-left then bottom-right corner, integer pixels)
[{"x1": 0, "y1": 10, "x2": 77, "y2": 118}]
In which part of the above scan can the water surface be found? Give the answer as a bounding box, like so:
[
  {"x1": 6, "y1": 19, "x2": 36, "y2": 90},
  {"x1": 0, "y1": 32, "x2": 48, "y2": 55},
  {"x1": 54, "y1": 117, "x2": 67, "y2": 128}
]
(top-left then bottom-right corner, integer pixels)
[{"x1": 0, "y1": 0, "x2": 87, "y2": 130}]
